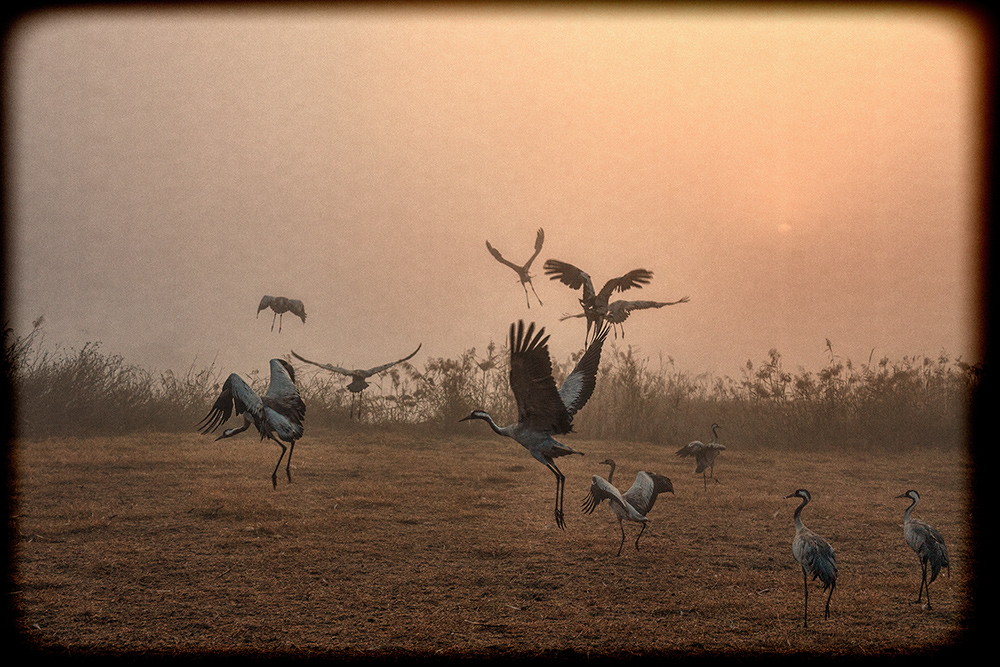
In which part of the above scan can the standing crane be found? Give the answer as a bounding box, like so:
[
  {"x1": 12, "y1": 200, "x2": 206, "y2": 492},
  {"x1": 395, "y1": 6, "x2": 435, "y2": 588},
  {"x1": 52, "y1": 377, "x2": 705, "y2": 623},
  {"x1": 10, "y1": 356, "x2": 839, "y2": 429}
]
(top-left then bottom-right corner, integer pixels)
[
  {"x1": 460, "y1": 320, "x2": 609, "y2": 530},
  {"x1": 543, "y1": 259, "x2": 653, "y2": 345},
  {"x1": 485, "y1": 228, "x2": 545, "y2": 308},
  {"x1": 676, "y1": 423, "x2": 726, "y2": 489},
  {"x1": 784, "y1": 489, "x2": 837, "y2": 628},
  {"x1": 290, "y1": 343, "x2": 421, "y2": 420},
  {"x1": 581, "y1": 458, "x2": 674, "y2": 555},
  {"x1": 197, "y1": 358, "x2": 306, "y2": 489},
  {"x1": 560, "y1": 296, "x2": 690, "y2": 339},
  {"x1": 896, "y1": 490, "x2": 950, "y2": 609},
  {"x1": 257, "y1": 295, "x2": 307, "y2": 333}
]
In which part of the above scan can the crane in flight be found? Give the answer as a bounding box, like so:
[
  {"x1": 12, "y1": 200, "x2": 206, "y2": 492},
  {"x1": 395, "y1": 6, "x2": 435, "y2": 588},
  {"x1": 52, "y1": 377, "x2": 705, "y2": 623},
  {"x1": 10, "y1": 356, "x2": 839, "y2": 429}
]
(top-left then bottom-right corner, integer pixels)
[
  {"x1": 197, "y1": 358, "x2": 306, "y2": 489},
  {"x1": 784, "y1": 489, "x2": 838, "y2": 627},
  {"x1": 676, "y1": 423, "x2": 726, "y2": 490},
  {"x1": 543, "y1": 259, "x2": 653, "y2": 345},
  {"x1": 460, "y1": 320, "x2": 609, "y2": 530},
  {"x1": 485, "y1": 228, "x2": 545, "y2": 308},
  {"x1": 291, "y1": 343, "x2": 421, "y2": 420},
  {"x1": 560, "y1": 296, "x2": 690, "y2": 339},
  {"x1": 581, "y1": 458, "x2": 674, "y2": 555},
  {"x1": 896, "y1": 490, "x2": 950, "y2": 609},
  {"x1": 257, "y1": 295, "x2": 307, "y2": 333}
]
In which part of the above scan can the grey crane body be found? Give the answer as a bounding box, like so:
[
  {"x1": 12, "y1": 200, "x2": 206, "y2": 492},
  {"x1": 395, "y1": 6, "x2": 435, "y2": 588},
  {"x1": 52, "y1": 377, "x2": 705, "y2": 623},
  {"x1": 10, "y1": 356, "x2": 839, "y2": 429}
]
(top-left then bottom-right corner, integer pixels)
[
  {"x1": 197, "y1": 358, "x2": 306, "y2": 488},
  {"x1": 581, "y1": 458, "x2": 674, "y2": 555},
  {"x1": 257, "y1": 295, "x2": 306, "y2": 333},
  {"x1": 460, "y1": 320, "x2": 609, "y2": 530},
  {"x1": 291, "y1": 344, "x2": 421, "y2": 419},
  {"x1": 676, "y1": 423, "x2": 726, "y2": 489},
  {"x1": 896, "y1": 490, "x2": 950, "y2": 609},
  {"x1": 544, "y1": 259, "x2": 654, "y2": 345},
  {"x1": 486, "y1": 228, "x2": 545, "y2": 308},
  {"x1": 784, "y1": 489, "x2": 837, "y2": 627}
]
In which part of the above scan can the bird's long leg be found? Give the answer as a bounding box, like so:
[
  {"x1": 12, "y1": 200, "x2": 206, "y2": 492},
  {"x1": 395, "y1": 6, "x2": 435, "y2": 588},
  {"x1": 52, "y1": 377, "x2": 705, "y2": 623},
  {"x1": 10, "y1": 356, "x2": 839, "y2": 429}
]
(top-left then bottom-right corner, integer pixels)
[
  {"x1": 802, "y1": 566, "x2": 809, "y2": 628},
  {"x1": 271, "y1": 312, "x2": 278, "y2": 332},
  {"x1": 635, "y1": 522, "x2": 647, "y2": 552},
  {"x1": 616, "y1": 521, "x2": 626, "y2": 556},
  {"x1": 917, "y1": 560, "x2": 928, "y2": 604},
  {"x1": 285, "y1": 441, "x2": 295, "y2": 483},
  {"x1": 528, "y1": 281, "x2": 543, "y2": 307},
  {"x1": 278, "y1": 313, "x2": 283, "y2": 333},
  {"x1": 545, "y1": 459, "x2": 566, "y2": 531},
  {"x1": 824, "y1": 581, "x2": 835, "y2": 619},
  {"x1": 271, "y1": 442, "x2": 288, "y2": 489},
  {"x1": 522, "y1": 283, "x2": 531, "y2": 309},
  {"x1": 703, "y1": 471, "x2": 708, "y2": 491}
]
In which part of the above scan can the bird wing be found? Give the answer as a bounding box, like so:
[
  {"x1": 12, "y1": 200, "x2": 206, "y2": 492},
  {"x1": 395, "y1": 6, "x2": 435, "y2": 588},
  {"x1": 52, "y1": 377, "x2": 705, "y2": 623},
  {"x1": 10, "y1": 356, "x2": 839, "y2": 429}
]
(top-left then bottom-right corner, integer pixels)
[
  {"x1": 290, "y1": 350, "x2": 355, "y2": 377},
  {"x1": 623, "y1": 471, "x2": 674, "y2": 516},
  {"x1": 543, "y1": 259, "x2": 596, "y2": 301},
  {"x1": 523, "y1": 228, "x2": 544, "y2": 269},
  {"x1": 361, "y1": 343, "x2": 423, "y2": 376},
  {"x1": 558, "y1": 324, "x2": 609, "y2": 419},
  {"x1": 795, "y1": 530, "x2": 838, "y2": 587},
  {"x1": 197, "y1": 373, "x2": 264, "y2": 435},
  {"x1": 508, "y1": 320, "x2": 571, "y2": 434},
  {"x1": 581, "y1": 475, "x2": 643, "y2": 520},
  {"x1": 604, "y1": 298, "x2": 689, "y2": 323},
  {"x1": 485, "y1": 240, "x2": 523, "y2": 272},
  {"x1": 257, "y1": 295, "x2": 273, "y2": 314},
  {"x1": 595, "y1": 269, "x2": 653, "y2": 304},
  {"x1": 288, "y1": 298, "x2": 307, "y2": 322},
  {"x1": 676, "y1": 441, "x2": 705, "y2": 457}
]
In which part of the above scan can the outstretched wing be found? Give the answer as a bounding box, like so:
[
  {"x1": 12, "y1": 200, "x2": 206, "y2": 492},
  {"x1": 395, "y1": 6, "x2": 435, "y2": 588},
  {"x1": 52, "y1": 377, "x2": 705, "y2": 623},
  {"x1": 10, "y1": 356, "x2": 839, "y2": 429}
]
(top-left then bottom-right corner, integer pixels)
[
  {"x1": 197, "y1": 373, "x2": 263, "y2": 435},
  {"x1": 290, "y1": 350, "x2": 354, "y2": 377},
  {"x1": 623, "y1": 471, "x2": 674, "y2": 516},
  {"x1": 676, "y1": 440, "x2": 705, "y2": 458},
  {"x1": 604, "y1": 298, "x2": 689, "y2": 323},
  {"x1": 558, "y1": 324, "x2": 610, "y2": 419},
  {"x1": 361, "y1": 343, "x2": 423, "y2": 376},
  {"x1": 581, "y1": 475, "x2": 647, "y2": 521},
  {"x1": 543, "y1": 259, "x2": 596, "y2": 302},
  {"x1": 287, "y1": 298, "x2": 307, "y2": 323},
  {"x1": 595, "y1": 269, "x2": 654, "y2": 305},
  {"x1": 523, "y1": 228, "x2": 545, "y2": 270},
  {"x1": 486, "y1": 240, "x2": 523, "y2": 272},
  {"x1": 257, "y1": 295, "x2": 273, "y2": 315},
  {"x1": 507, "y1": 320, "x2": 571, "y2": 434}
]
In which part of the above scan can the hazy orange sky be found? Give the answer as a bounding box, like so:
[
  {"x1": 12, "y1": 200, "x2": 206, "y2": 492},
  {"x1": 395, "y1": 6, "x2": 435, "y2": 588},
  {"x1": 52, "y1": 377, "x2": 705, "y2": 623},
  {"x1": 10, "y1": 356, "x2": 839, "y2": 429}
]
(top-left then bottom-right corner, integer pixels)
[{"x1": 4, "y1": 5, "x2": 988, "y2": 383}]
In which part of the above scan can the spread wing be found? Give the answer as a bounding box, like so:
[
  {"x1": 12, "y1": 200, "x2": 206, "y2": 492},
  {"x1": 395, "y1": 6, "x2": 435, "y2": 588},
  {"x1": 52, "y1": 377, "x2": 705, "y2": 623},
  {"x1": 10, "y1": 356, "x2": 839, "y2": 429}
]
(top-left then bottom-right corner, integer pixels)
[
  {"x1": 558, "y1": 324, "x2": 609, "y2": 418},
  {"x1": 604, "y1": 297, "x2": 690, "y2": 323},
  {"x1": 486, "y1": 240, "x2": 523, "y2": 272},
  {"x1": 287, "y1": 299, "x2": 307, "y2": 323},
  {"x1": 595, "y1": 269, "x2": 654, "y2": 305},
  {"x1": 543, "y1": 259, "x2": 596, "y2": 302},
  {"x1": 622, "y1": 471, "x2": 674, "y2": 516},
  {"x1": 523, "y1": 228, "x2": 544, "y2": 270},
  {"x1": 290, "y1": 350, "x2": 354, "y2": 377},
  {"x1": 257, "y1": 295, "x2": 273, "y2": 314},
  {"x1": 508, "y1": 320, "x2": 571, "y2": 434},
  {"x1": 197, "y1": 373, "x2": 264, "y2": 435},
  {"x1": 676, "y1": 440, "x2": 705, "y2": 458},
  {"x1": 361, "y1": 343, "x2": 423, "y2": 376},
  {"x1": 581, "y1": 475, "x2": 647, "y2": 522}
]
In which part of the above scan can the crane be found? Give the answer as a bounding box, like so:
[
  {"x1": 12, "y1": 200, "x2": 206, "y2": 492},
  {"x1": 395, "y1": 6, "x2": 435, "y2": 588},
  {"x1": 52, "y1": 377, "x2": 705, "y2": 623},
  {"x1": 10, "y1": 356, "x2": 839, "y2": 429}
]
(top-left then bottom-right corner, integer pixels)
[
  {"x1": 560, "y1": 296, "x2": 690, "y2": 339},
  {"x1": 460, "y1": 320, "x2": 609, "y2": 530},
  {"x1": 257, "y1": 295, "x2": 307, "y2": 333},
  {"x1": 290, "y1": 343, "x2": 421, "y2": 420},
  {"x1": 581, "y1": 458, "x2": 674, "y2": 555},
  {"x1": 896, "y1": 490, "x2": 950, "y2": 609},
  {"x1": 543, "y1": 259, "x2": 653, "y2": 345},
  {"x1": 784, "y1": 489, "x2": 837, "y2": 628},
  {"x1": 675, "y1": 423, "x2": 726, "y2": 490},
  {"x1": 197, "y1": 358, "x2": 306, "y2": 489},
  {"x1": 485, "y1": 228, "x2": 545, "y2": 308}
]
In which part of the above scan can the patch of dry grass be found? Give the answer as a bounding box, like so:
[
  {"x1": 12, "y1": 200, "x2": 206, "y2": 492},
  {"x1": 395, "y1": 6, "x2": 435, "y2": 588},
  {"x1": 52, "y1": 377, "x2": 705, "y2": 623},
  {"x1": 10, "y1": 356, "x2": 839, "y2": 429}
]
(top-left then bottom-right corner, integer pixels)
[{"x1": 11, "y1": 430, "x2": 975, "y2": 658}]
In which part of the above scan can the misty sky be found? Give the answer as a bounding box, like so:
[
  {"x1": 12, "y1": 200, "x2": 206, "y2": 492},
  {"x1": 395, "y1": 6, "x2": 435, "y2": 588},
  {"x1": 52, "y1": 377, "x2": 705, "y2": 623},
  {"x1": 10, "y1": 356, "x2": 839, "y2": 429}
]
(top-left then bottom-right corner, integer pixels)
[{"x1": 4, "y1": 5, "x2": 988, "y2": 385}]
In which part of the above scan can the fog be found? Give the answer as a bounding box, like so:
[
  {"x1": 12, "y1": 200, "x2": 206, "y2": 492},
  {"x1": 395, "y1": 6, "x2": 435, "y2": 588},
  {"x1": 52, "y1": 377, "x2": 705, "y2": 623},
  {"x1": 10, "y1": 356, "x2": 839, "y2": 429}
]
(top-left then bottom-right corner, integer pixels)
[{"x1": 4, "y1": 5, "x2": 987, "y2": 383}]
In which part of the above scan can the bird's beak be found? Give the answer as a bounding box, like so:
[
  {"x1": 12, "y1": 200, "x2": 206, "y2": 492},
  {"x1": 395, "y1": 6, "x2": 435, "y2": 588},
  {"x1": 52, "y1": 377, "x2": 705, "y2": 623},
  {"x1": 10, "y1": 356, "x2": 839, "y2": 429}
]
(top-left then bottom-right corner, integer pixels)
[
  {"x1": 783, "y1": 493, "x2": 796, "y2": 499},
  {"x1": 458, "y1": 415, "x2": 472, "y2": 422},
  {"x1": 894, "y1": 493, "x2": 908, "y2": 499}
]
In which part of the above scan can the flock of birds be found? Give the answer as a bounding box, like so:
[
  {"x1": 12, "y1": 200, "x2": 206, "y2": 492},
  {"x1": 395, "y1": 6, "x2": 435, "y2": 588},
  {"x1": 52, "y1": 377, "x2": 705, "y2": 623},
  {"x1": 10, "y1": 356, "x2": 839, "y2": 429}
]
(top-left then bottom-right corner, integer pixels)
[{"x1": 200, "y1": 229, "x2": 950, "y2": 628}]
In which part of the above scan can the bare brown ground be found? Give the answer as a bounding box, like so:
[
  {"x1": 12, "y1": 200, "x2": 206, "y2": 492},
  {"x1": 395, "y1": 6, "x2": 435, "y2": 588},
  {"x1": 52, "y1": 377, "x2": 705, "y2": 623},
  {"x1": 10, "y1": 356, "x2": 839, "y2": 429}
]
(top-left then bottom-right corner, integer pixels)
[{"x1": 10, "y1": 428, "x2": 977, "y2": 659}]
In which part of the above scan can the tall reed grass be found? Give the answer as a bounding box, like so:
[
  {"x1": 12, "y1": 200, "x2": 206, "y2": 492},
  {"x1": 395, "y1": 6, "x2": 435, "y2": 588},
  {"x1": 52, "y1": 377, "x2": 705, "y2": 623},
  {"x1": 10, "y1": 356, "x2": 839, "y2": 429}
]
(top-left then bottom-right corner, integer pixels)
[{"x1": 4, "y1": 320, "x2": 980, "y2": 451}]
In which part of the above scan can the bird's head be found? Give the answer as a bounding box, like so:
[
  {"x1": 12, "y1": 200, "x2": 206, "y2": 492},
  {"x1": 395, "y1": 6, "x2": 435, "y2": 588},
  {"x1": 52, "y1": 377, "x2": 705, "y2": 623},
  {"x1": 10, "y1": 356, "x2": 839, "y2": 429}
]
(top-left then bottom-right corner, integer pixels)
[
  {"x1": 896, "y1": 489, "x2": 920, "y2": 501},
  {"x1": 459, "y1": 410, "x2": 490, "y2": 423},
  {"x1": 599, "y1": 458, "x2": 615, "y2": 468},
  {"x1": 784, "y1": 489, "x2": 811, "y2": 502}
]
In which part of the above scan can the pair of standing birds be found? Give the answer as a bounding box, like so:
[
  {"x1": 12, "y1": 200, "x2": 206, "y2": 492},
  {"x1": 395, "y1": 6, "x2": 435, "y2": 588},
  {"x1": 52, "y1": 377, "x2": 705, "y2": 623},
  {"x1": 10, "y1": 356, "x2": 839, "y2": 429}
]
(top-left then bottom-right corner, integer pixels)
[{"x1": 784, "y1": 488, "x2": 950, "y2": 628}]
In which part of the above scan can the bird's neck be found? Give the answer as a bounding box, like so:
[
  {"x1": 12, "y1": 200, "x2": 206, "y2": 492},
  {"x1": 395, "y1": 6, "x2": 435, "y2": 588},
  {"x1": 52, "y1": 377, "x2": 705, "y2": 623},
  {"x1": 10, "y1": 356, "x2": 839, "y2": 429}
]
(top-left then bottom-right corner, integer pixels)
[
  {"x1": 475, "y1": 412, "x2": 507, "y2": 437},
  {"x1": 606, "y1": 463, "x2": 615, "y2": 486},
  {"x1": 793, "y1": 499, "x2": 807, "y2": 532},
  {"x1": 903, "y1": 497, "x2": 917, "y2": 523}
]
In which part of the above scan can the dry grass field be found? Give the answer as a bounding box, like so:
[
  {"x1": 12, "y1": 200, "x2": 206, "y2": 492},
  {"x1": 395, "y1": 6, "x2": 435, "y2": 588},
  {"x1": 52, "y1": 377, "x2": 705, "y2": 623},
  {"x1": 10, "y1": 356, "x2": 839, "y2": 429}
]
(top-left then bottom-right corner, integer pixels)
[{"x1": 10, "y1": 427, "x2": 977, "y2": 659}]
